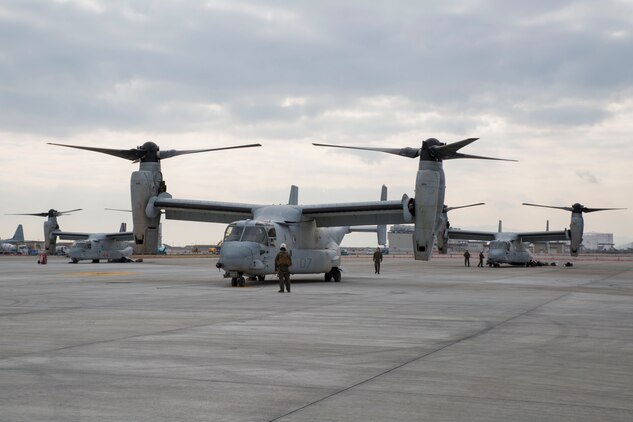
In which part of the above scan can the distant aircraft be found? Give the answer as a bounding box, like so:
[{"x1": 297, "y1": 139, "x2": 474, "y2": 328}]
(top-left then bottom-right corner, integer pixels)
[
  {"x1": 57, "y1": 223, "x2": 135, "y2": 263},
  {"x1": 522, "y1": 202, "x2": 627, "y2": 256},
  {"x1": 448, "y1": 220, "x2": 566, "y2": 266},
  {"x1": 447, "y1": 202, "x2": 626, "y2": 266},
  {"x1": 0, "y1": 224, "x2": 25, "y2": 253}
]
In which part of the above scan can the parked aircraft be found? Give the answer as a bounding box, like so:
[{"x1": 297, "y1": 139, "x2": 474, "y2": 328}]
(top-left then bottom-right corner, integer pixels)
[
  {"x1": 48, "y1": 138, "x2": 512, "y2": 283},
  {"x1": 522, "y1": 202, "x2": 626, "y2": 256},
  {"x1": 448, "y1": 220, "x2": 566, "y2": 266},
  {"x1": 0, "y1": 224, "x2": 25, "y2": 253},
  {"x1": 447, "y1": 202, "x2": 625, "y2": 266},
  {"x1": 59, "y1": 223, "x2": 134, "y2": 263},
  {"x1": 7, "y1": 209, "x2": 81, "y2": 254}
]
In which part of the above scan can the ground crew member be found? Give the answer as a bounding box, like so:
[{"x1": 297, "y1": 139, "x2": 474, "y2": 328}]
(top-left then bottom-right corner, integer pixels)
[
  {"x1": 275, "y1": 243, "x2": 292, "y2": 293},
  {"x1": 478, "y1": 251, "x2": 485, "y2": 267},
  {"x1": 464, "y1": 250, "x2": 471, "y2": 267},
  {"x1": 373, "y1": 247, "x2": 383, "y2": 274}
]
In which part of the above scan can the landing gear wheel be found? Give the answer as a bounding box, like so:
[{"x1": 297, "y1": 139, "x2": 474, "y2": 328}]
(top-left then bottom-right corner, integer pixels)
[
  {"x1": 332, "y1": 268, "x2": 341, "y2": 282},
  {"x1": 92, "y1": 259, "x2": 99, "y2": 263},
  {"x1": 231, "y1": 278, "x2": 238, "y2": 287},
  {"x1": 72, "y1": 258, "x2": 78, "y2": 264},
  {"x1": 324, "y1": 271, "x2": 332, "y2": 282},
  {"x1": 257, "y1": 275, "x2": 265, "y2": 281},
  {"x1": 238, "y1": 276, "x2": 246, "y2": 287}
]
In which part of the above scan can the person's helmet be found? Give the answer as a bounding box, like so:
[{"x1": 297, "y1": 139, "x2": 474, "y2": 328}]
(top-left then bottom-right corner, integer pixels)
[{"x1": 280, "y1": 243, "x2": 287, "y2": 250}]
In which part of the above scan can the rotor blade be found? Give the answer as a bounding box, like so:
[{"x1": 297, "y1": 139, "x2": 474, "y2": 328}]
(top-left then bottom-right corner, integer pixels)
[
  {"x1": 105, "y1": 208, "x2": 132, "y2": 212},
  {"x1": 47, "y1": 143, "x2": 142, "y2": 161},
  {"x1": 158, "y1": 143, "x2": 262, "y2": 160},
  {"x1": 313, "y1": 143, "x2": 420, "y2": 158},
  {"x1": 57, "y1": 208, "x2": 82, "y2": 215},
  {"x1": 522, "y1": 203, "x2": 573, "y2": 212},
  {"x1": 445, "y1": 203, "x2": 485, "y2": 212},
  {"x1": 431, "y1": 138, "x2": 516, "y2": 161},
  {"x1": 582, "y1": 207, "x2": 627, "y2": 213},
  {"x1": 6, "y1": 212, "x2": 49, "y2": 217}
]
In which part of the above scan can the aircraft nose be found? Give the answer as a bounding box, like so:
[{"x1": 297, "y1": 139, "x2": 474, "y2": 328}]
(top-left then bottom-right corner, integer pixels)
[{"x1": 217, "y1": 242, "x2": 254, "y2": 271}]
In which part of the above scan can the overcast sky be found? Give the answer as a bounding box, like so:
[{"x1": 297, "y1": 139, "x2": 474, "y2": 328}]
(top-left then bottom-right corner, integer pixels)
[{"x1": 1, "y1": 0, "x2": 632, "y2": 248}]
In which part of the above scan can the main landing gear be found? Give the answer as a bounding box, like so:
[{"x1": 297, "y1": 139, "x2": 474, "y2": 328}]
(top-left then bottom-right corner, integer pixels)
[
  {"x1": 231, "y1": 275, "x2": 246, "y2": 287},
  {"x1": 324, "y1": 267, "x2": 341, "y2": 282}
]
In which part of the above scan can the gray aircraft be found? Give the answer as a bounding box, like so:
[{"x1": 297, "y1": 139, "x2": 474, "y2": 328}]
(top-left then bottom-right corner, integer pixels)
[
  {"x1": 447, "y1": 203, "x2": 625, "y2": 266},
  {"x1": 0, "y1": 224, "x2": 25, "y2": 253},
  {"x1": 448, "y1": 220, "x2": 565, "y2": 266},
  {"x1": 10, "y1": 208, "x2": 136, "y2": 263},
  {"x1": 8, "y1": 209, "x2": 81, "y2": 254},
  {"x1": 57, "y1": 223, "x2": 135, "y2": 263},
  {"x1": 48, "y1": 138, "x2": 511, "y2": 284},
  {"x1": 522, "y1": 202, "x2": 626, "y2": 256}
]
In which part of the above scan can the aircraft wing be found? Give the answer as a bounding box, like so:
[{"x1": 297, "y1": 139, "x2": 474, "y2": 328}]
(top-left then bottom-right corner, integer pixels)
[
  {"x1": 517, "y1": 231, "x2": 568, "y2": 242},
  {"x1": 104, "y1": 232, "x2": 135, "y2": 241},
  {"x1": 52, "y1": 231, "x2": 91, "y2": 240},
  {"x1": 153, "y1": 198, "x2": 259, "y2": 224},
  {"x1": 301, "y1": 200, "x2": 405, "y2": 227},
  {"x1": 448, "y1": 229, "x2": 497, "y2": 241}
]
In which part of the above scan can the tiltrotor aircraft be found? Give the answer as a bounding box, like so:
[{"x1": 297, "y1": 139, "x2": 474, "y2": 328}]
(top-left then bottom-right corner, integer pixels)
[
  {"x1": 10, "y1": 208, "x2": 136, "y2": 263},
  {"x1": 48, "y1": 138, "x2": 512, "y2": 284},
  {"x1": 522, "y1": 202, "x2": 626, "y2": 256},
  {"x1": 446, "y1": 202, "x2": 625, "y2": 266},
  {"x1": 8, "y1": 209, "x2": 81, "y2": 255},
  {"x1": 57, "y1": 223, "x2": 135, "y2": 263},
  {"x1": 0, "y1": 224, "x2": 25, "y2": 253}
]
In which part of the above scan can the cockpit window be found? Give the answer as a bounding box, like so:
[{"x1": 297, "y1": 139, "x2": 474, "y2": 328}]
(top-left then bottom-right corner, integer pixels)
[
  {"x1": 241, "y1": 226, "x2": 268, "y2": 244},
  {"x1": 224, "y1": 224, "x2": 244, "y2": 241}
]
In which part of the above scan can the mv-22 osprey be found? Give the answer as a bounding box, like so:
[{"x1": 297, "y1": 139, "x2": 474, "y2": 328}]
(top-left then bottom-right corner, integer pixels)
[
  {"x1": 9, "y1": 208, "x2": 136, "y2": 263},
  {"x1": 48, "y1": 138, "x2": 513, "y2": 284}
]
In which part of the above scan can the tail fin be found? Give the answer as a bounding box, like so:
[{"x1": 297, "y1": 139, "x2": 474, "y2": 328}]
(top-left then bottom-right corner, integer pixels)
[
  {"x1": 288, "y1": 185, "x2": 299, "y2": 206},
  {"x1": 378, "y1": 185, "x2": 387, "y2": 245},
  {"x1": 12, "y1": 224, "x2": 24, "y2": 242},
  {"x1": 119, "y1": 223, "x2": 127, "y2": 232}
]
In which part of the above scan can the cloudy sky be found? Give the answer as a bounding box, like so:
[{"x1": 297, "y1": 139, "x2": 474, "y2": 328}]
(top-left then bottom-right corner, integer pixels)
[{"x1": 1, "y1": 0, "x2": 632, "y2": 248}]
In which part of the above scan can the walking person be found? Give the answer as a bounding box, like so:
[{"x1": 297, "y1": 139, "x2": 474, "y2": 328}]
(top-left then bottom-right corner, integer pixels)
[
  {"x1": 478, "y1": 250, "x2": 485, "y2": 267},
  {"x1": 275, "y1": 243, "x2": 292, "y2": 293},
  {"x1": 373, "y1": 247, "x2": 383, "y2": 274},
  {"x1": 464, "y1": 250, "x2": 471, "y2": 267}
]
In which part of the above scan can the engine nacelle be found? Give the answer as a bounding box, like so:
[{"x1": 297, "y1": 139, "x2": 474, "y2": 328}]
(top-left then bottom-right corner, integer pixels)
[
  {"x1": 412, "y1": 163, "x2": 445, "y2": 260},
  {"x1": 569, "y1": 212, "x2": 584, "y2": 256},
  {"x1": 130, "y1": 164, "x2": 165, "y2": 254},
  {"x1": 44, "y1": 219, "x2": 57, "y2": 255}
]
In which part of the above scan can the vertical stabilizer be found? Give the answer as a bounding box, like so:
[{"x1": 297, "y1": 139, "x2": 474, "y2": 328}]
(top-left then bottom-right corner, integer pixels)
[{"x1": 288, "y1": 185, "x2": 299, "y2": 205}]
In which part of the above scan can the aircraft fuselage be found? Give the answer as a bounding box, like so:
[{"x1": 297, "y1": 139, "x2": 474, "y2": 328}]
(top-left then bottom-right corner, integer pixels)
[
  {"x1": 69, "y1": 237, "x2": 133, "y2": 263},
  {"x1": 216, "y1": 214, "x2": 346, "y2": 279}
]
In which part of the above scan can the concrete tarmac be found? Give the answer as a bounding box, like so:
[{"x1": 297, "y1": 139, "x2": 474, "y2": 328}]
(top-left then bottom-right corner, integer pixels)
[{"x1": 1, "y1": 254, "x2": 632, "y2": 421}]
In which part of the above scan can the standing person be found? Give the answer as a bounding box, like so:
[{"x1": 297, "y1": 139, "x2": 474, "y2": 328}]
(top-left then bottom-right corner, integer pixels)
[
  {"x1": 373, "y1": 247, "x2": 383, "y2": 274},
  {"x1": 464, "y1": 250, "x2": 471, "y2": 267},
  {"x1": 275, "y1": 243, "x2": 292, "y2": 293},
  {"x1": 478, "y1": 250, "x2": 485, "y2": 267}
]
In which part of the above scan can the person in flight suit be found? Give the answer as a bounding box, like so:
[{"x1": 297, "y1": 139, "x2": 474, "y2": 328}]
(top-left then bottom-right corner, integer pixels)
[
  {"x1": 464, "y1": 250, "x2": 471, "y2": 267},
  {"x1": 478, "y1": 250, "x2": 485, "y2": 267},
  {"x1": 275, "y1": 243, "x2": 292, "y2": 293},
  {"x1": 373, "y1": 247, "x2": 383, "y2": 274}
]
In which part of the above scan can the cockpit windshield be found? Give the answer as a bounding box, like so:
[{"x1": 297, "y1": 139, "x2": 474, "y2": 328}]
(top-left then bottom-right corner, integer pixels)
[
  {"x1": 241, "y1": 227, "x2": 268, "y2": 244},
  {"x1": 223, "y1": 224, "x2": 244, "y2": 242},
  {"x1": 489, "y1": 240, "x2": 509, "y2": 250}
]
